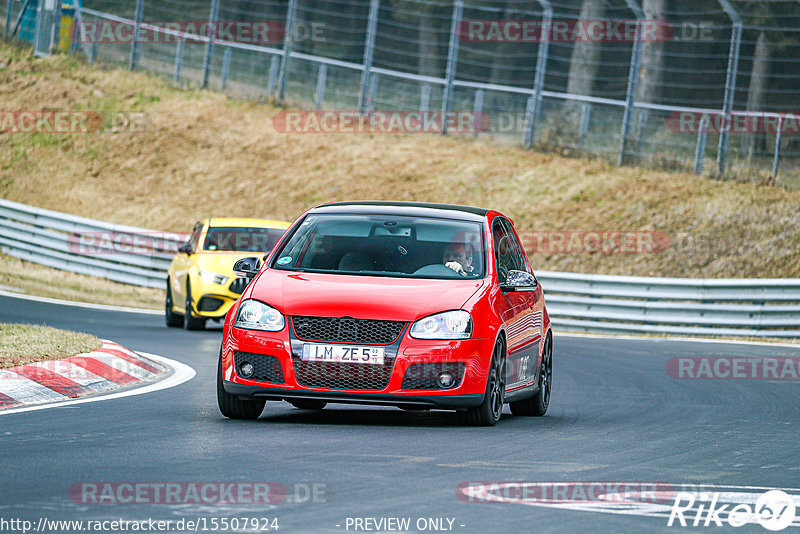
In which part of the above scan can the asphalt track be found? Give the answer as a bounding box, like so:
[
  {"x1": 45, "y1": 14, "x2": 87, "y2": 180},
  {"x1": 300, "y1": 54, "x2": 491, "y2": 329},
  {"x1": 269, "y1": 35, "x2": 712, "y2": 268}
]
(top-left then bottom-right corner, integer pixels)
[{"x1": 1, "y1": 293, "x2": 799, "y2": 534}]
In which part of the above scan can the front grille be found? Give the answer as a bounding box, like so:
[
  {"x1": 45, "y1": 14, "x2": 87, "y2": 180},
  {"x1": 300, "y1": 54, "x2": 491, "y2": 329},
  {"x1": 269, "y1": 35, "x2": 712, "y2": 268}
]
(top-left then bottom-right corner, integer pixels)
[
  {"x1": 293, "y1": 357, "x2": 395, "y2": 390},
  {"x1": 401, "y1": 362, "x2": 465, "y2": 390},
  {"x1": 234, "y1": 352, "x2": 284, "y2": 383},
  {"x1": 291, "y1": 316, "x2": 406, "y2": 344},
  {"x1": 229, "y1": 278, "x2": 248, "y2": 295},
  {"x1": 197, "y1": 296, "x2": 224, "y2": 312}
]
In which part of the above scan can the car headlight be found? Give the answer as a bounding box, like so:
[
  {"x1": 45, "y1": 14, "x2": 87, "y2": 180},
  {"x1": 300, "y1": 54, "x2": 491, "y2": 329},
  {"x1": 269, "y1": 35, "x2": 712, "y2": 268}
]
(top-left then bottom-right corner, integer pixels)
[
  {"x1": 234, "y1": 300, "x2": 285, "y2": 331},
  {"x1": 410, "y1": 310, "x2": 472, "y2": 340},
  {"x1": 199, "y1": 270, "x2": 229, "y2": 286}
]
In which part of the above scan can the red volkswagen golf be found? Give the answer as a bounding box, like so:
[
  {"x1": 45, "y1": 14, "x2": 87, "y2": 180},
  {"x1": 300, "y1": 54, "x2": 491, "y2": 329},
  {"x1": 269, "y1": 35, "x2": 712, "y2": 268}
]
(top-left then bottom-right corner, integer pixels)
[{"x1": 217, "y1": 201, "x2": 552, "y2": 426}]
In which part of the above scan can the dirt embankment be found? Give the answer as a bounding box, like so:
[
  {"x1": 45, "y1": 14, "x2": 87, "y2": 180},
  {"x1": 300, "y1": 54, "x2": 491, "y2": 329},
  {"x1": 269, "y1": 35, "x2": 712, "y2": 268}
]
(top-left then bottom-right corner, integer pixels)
[{"x1": 1, "y1": 42, "x2": 798, "y2": 278}]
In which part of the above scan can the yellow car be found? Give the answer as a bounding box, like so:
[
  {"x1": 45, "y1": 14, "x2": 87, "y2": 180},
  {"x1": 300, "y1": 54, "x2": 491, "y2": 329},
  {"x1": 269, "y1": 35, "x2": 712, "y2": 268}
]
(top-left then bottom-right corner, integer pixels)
[{"x1": 166, "y1": 218, "x2": 290, "y2": 330}]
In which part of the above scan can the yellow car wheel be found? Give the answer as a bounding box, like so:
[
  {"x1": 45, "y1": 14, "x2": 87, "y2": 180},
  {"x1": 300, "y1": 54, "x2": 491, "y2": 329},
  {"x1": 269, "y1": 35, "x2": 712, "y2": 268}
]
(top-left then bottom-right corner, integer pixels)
[
  {"x1": 184, "y1": 280, "x2": 206, "y2": 331},
  {"x1": 165, "y1": 279, "x2": 183, "y2": 328}
]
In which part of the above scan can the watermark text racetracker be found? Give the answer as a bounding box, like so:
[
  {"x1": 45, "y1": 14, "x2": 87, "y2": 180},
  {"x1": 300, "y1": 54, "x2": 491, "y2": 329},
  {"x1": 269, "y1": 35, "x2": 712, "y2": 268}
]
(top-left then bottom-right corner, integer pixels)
[
  {"x1": 69, "y1": 481, "x2": 328, "y2": 505},
  {"x1": 67, "y1": 232, "x2": 189, "y2": 256},
  {"x1": 667, "y1": 357, "x2": 800, "y2": 380},
  {"x1": 459, "y1": 19, "x2": 715, "y2": 43},
  {"x1": 77, "y1": 20, "x2": 325, "y2": 45},
  {"x1": 273, "y1": 111, "x2": 490, "y2": 135},
  {"x1": 0, "y1": 111, "x2": 149, "y2": 134},
  {"x1": 457, "y1": 482, "x2": 800, "y2": 530}
]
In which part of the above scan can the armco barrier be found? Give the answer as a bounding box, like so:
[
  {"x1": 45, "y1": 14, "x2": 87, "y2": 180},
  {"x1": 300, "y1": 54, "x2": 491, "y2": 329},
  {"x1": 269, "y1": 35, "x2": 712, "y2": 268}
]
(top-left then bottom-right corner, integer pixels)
[
  {"x1": 538, "y1": 271, "x2": 800, "y2": 338},
  {"x1": 1, "y1": 199, "x2": 798, "y2": 338},
  {"x1": 0, "y1": 198, "x2": 184, "y2": 288}
]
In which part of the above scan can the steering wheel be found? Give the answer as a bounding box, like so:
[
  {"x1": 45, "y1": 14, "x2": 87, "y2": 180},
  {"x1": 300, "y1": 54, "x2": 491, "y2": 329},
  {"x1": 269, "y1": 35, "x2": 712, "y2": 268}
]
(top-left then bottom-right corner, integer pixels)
[{"x1": 413, "y1": 264, "x2": 460, "y2": 276}]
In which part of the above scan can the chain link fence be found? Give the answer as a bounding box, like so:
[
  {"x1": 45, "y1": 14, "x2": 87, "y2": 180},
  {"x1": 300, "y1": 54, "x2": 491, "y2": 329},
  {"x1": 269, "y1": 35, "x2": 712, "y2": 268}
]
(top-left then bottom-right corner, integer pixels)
[{"x1": 3, "y1": 0, "x2": 800, "y2": 187}]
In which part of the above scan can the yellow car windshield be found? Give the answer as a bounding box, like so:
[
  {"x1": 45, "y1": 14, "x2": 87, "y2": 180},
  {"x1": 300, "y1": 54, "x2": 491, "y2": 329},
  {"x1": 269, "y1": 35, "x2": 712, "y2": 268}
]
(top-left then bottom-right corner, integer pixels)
[{"x1": 203, "y1": 227, "x2": 284, "y2": 252}]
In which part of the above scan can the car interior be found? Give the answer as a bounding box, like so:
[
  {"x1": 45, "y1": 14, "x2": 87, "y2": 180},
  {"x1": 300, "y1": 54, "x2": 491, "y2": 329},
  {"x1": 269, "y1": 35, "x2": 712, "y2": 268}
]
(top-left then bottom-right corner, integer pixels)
[{"x1": 276, "y1": 217, "x2": 485, "y2": 278}]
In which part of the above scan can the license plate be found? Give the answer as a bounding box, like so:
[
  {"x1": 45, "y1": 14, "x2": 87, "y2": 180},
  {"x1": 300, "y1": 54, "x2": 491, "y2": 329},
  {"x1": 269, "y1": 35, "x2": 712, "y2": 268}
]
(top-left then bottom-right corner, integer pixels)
[{"x1": 301, "y1": 343, "x2": 385, "y2": 365}]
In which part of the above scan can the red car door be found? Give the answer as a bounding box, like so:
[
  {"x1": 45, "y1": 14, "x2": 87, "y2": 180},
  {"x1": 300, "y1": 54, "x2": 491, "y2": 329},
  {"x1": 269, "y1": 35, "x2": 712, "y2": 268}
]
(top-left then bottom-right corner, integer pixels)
[
  {"x1": 492, "y1": 218, "x2": 538, "y2": 391},
  {"x1": 501, "y1": 219, "x2": 543, "y2": 390}
]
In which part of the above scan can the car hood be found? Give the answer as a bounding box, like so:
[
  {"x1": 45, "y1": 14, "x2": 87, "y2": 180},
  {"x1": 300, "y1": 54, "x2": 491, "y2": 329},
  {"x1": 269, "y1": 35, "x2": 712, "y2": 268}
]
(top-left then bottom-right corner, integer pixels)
[{"x1": 249, "y1": 269, "x2": 485, "y2": 321}]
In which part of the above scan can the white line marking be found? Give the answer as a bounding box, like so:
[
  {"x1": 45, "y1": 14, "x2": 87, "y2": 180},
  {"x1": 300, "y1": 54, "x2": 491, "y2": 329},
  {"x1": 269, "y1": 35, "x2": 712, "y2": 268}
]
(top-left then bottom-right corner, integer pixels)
[
  {"x1": 0, "y1": 290, "x2": 161, "y2": 315},
  {"x1": 0, "y1": 352, "x2": 195, "y2": 416}
]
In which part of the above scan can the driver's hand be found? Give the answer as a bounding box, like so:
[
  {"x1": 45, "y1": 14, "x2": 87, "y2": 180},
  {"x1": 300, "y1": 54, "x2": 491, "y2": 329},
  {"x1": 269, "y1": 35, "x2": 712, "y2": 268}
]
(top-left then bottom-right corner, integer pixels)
[{"x1": 445, "y1": 261, "x2": 466, "y2": 275}]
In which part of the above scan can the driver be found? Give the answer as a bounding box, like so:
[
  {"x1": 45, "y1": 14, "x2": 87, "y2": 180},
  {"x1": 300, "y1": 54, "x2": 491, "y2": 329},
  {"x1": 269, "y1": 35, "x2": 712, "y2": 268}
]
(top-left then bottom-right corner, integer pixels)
[{"x1": 443, "y1": 243, "x2": 474, "y2": 276}]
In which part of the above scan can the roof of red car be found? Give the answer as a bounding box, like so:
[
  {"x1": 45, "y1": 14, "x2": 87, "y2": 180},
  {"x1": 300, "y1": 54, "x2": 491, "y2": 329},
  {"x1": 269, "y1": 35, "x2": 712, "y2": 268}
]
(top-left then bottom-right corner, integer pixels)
[{"x1": 314, "y1": 201, "x2": 491, "y2": 219}]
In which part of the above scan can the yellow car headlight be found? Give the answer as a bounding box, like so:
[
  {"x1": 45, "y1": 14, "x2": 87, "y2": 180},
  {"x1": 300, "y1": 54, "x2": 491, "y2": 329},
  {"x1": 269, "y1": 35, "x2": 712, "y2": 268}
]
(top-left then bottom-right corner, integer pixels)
[{"x1": 199, "y1": 270, "x2": 229, "y2": 286}]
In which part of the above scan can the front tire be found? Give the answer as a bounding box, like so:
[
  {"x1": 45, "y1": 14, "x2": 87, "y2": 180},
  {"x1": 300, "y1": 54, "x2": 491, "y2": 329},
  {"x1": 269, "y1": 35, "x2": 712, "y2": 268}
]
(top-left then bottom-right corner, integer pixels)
[
  {"x1": 510, "y1": 334, "x2": 552, "y2": 416},
  {"x1": 217, "y1": 349, "x2": 266, "y2": 420},
  {"x1": 461, "y1": 339, "x2": 506, "y2": 426},
  {"x1": 165, "y1": 280, "x2": 183, "y2": 327},
  {"x1": 184, "y1": 280, "x2": 206, "y2": 330}
]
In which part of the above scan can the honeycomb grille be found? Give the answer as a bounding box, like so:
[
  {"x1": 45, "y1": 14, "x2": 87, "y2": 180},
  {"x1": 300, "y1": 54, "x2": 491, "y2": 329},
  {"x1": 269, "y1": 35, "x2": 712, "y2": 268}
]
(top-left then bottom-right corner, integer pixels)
[
  {"x1": 229, "y1": 278, "x2": 249, "y2": 295},
  {"x1": 291, "y1": 316, "x2": 406, "y2": 345},
  {"x1": 292, "y1": 357, "x2": 395, "y2": 390},
  {"x1": 197, "y1": 296, "x2": 224, "y2": 312},
  {"x1": 401, "y1": 362, "x2": 465, "y2": 390},
  {"x1": 234, "y1": 352, "x2": 284, "y2": 384}
]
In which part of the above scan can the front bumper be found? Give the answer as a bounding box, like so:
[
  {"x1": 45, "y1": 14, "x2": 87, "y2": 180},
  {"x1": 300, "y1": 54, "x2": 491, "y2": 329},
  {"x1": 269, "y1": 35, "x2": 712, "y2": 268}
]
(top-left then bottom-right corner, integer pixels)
[
  {"x1": 222, "y1": 326, "x2": 495, "y2": 409},
  {"x1": 223, "y1": 382, "x2": 483, "y2": 409},
  {"x1": 190, "y1": 277, "x2": 248, "y2": 319}
]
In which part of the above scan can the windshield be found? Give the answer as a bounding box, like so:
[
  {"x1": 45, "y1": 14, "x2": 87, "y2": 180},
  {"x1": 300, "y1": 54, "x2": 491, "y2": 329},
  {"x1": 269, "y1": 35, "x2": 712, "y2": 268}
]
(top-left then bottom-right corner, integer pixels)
[
  {"x1": 203, "y1": 227, "x2": 284, "y2": 252},
  {"x1": 271, "y1": 214, "x2": 486, "y2": 279}
]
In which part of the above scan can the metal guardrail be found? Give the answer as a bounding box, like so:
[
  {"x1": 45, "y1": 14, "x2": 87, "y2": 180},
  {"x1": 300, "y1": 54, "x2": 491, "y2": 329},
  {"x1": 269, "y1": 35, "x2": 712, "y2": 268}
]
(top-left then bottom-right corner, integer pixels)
[
  {"x1": 1, "y1": 199, "x2": 798, "y2": 338},
  {"x1": 0, "y1": 198, "x2": 184, "y2": 288},
  {"x1": 538, "y1": 271, "x2": 800, "y2": 338}
]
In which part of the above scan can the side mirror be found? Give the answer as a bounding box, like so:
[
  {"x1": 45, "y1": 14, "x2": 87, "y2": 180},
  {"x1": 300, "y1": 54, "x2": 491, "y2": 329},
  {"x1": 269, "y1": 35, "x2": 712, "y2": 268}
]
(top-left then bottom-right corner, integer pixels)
[
  {"x1": 500, "y1": 270, "x2": 538, "y2": 293},
  {"x1": 178, "y1": 243, "x2": 193, "y2": 255},
  {"x1": 234, "y1": 257, "x2": 262, "y2": 279}
]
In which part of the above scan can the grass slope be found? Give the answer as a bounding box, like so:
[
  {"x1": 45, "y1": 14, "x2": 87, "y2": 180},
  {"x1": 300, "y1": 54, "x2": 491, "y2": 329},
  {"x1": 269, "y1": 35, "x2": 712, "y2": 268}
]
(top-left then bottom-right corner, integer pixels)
[
  {"x1": 0, "y1": 322, "x2": 101, "y2": 368},
  {"x1": 1, "y1": 42, "x2": 798, "y2": 278}
]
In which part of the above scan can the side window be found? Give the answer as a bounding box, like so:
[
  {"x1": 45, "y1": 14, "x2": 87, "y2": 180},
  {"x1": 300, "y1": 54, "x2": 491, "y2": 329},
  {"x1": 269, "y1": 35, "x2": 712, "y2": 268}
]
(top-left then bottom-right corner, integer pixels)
[
  {"x1": 492, "y1": 219, "x2": 517, "y2": 282},
  {"x1": 501, "y1": 219, "x2": 530, "y2": 274},
  {"x1": 188, "y1": 222, "x2": 203, "y2": 252}
]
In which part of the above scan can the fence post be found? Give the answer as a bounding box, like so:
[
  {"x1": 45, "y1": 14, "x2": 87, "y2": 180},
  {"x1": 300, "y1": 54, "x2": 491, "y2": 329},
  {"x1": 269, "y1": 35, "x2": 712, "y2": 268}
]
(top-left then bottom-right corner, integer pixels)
[
  {"x1": 90, "y1": 26, "x2": 99, "y2": 64},
  {"x1": 315, "y1": 63, "x2": 327, "y2": 109},
  {"x1": 71, "y1": 1, "x2": 93, "y2": 61},
  {"x1": 578, "y1": 103, "x2": 591, "y2": 148},
  {"x1": 716, "y1": 0, "x2": 742, "y2": 175},
  {"x1": 694, "y1": 115, "x2": 709, "y2": 174},
  {"x1": 358, "y1": 0, "x2": 380, "y2": 112},
  {"x1": 277, "y1": 0, "x2": 299, "y2": 101},
  {"x1": 174, "y1": 39, "x2": 184, "y2": 83},
  {"x1": 220, "y1": 47, "x2": 232, "y2": 91},
  {"x1": 202, "y1": 0, "x2": 220, "y2": 89},
  {"x1": 617, "y1": 0, "x2": 643, "y2": 165},
  {"x1": 441, "y1": 0, "x2": 463, "y2": 135},
  {"x1": 472, "y1": 89, "x2": 484, "y2": 138},
  {"x1": 129, "y1": 0, "x2": 144, "y2": 70},
  {"x1": 772, "y1": 116, "x2": 784, "y2": 179},
  {"x1": 420, "y1": 84, "x2": 431, "y2": 110},
  {"x1": 367, "y1": 74, "x2": 379, "y2": 112},
  {"x1": 5, "y1": 0, "x2": 11, "y2": 35},
  {"x1": 634, "y1": 109, "x2": 647, "y2": 160},
  {"x1": 68, "y1": 13, "x2": 78, "y2": 54},
  {"x1": 523, "y1": 0, "x2": 551, "y2": 148},
  {"x1": 267, "y1": 54, "x2": 279, "y2": 95}
]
